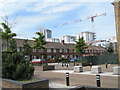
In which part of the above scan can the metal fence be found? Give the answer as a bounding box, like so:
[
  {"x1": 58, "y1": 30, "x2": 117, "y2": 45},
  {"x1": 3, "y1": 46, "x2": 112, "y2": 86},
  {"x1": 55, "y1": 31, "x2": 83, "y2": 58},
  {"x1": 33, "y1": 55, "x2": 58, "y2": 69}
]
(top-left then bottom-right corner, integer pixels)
[{"x1": 82, "y1": 54, "x2": 118, "y2": 65}]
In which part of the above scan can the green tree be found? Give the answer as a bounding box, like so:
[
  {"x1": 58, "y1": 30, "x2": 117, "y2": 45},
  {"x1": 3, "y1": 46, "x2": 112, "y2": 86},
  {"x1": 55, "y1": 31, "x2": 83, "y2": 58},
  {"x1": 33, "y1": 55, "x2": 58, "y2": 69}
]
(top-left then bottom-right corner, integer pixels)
[
  {"x1": 8, "y1": 38, "x2": 17, "y2": 52},
  {"x1": 75, "y1": 37, "x2": 87, "y2": 62},
  {"x1": 22, "y1": 39, "x2": 32, "y2": 55},
  {"x1": 32, "y1": 32, "x2": 46, "y2": 64},
  {"x1": 0, "y1": 23, "x2": 16, "y2": 51},
  {"x1": 105, "y1": 43, "x2": 114, "y2": 53},
  {"x1": 2, "y1": 52, "x2": 34, "y2": 80},
  {"x1": 32, "y1": 32, "x2": 46, "y2": 49}
]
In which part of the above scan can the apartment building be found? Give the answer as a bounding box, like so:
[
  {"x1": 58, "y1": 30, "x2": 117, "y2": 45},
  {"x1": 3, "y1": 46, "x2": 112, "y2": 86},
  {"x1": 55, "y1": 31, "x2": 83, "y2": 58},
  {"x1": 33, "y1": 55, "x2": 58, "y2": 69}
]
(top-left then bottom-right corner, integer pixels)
[
  {"x1": 75, "y1": 31, "x2": 96, "y2": 42},
  {"x1": 13, "y1": 39, "x2": 107, "y2": 61},
  {"x1": 59, "y1": 35, "x2": 76, "y2": 43},
  {"x1": 40, "y1": 28, "x2": 52, "y2": 39}
]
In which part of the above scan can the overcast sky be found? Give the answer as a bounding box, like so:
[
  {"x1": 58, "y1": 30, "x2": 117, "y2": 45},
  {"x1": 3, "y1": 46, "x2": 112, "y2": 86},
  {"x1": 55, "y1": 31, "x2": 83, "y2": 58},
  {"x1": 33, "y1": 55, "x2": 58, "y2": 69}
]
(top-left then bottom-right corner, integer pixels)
[{"x1": 0, "y1": 0, "x2": 117, "y2": 40}]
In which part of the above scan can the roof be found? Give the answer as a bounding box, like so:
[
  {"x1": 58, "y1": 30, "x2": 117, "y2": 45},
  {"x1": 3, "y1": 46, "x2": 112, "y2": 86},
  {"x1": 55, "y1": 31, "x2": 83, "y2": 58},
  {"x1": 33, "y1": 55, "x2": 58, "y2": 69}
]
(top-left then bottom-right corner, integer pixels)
[
  {"x1": 15, "y1": 38, "x2": 75, "y2": 49},
  {"x1": 15, "y1": 38, "x2": 106, "y2": 50},
  {"x1": 84, "y1": 45, "x2": 106, "y2": 50}
]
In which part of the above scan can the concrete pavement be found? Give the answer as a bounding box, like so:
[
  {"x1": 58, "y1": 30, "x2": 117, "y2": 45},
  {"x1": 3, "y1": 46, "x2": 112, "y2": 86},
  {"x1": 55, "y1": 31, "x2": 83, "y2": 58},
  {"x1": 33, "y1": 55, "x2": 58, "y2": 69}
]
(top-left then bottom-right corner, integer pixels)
[{"x1": 34, "y1": 63, "x2": 120, "y2": 89}]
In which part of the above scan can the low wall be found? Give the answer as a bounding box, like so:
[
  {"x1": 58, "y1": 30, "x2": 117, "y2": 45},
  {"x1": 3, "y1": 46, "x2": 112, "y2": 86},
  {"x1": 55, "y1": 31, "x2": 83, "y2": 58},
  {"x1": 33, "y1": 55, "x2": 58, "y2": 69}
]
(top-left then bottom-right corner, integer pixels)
[
  {"x1": 69, "y1": 62, "x2": 89, "y2": 66},
  {"x1": 35, "y1": 65, "x2": 55, "y2": 71},
  {"x1": 2, "y1": 78, "x2": 49, "y2": 90}
]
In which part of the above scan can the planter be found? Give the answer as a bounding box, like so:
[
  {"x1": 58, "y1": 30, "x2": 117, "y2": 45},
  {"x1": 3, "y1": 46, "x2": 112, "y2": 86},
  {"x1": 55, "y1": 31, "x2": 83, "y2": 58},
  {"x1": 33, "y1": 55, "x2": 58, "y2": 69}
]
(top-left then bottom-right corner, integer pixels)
[
  {"x1": 35, "y1": 65, "x2": 55, "y2": 71},
  {"x1": 82, "y1": 62, "x2": 90, "y2": 66},
  {"x1": 2, "y1": 78, "x2": 49, "y2": 90},
  {"x1": 69, "y1": 62, "x2": 89, "y2": 66}
]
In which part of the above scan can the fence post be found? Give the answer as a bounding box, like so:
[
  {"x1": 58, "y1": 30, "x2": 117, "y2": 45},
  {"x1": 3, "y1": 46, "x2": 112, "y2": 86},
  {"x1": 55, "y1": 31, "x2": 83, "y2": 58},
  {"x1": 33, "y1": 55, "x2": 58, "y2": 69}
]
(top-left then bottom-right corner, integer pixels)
[{"x1": 66, "y1": 72, "x2": 70, "y2": 86}]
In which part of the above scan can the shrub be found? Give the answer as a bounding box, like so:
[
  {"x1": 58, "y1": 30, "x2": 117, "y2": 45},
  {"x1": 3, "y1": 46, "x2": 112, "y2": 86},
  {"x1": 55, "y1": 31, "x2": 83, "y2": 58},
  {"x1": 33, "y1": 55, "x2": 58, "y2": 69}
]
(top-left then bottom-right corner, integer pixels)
[{"x1": 2, "y1": 52, "x2": 34, "y2": 81}]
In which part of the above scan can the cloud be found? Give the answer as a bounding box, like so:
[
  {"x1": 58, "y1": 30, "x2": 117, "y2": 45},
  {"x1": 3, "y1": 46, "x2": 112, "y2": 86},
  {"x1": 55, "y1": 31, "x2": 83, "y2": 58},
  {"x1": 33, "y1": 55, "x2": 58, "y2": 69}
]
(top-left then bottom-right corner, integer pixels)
[
  {"x1": 11, "y1": 13, "x2": 62, "y2": 39},
  {"x1": 1, "y1": 0, "x2": 114, "y2": 2},
  {"x1": 42, "y1": 3, "x2": 82, "y2": 14},
  {"x1": 0, "y1": 2, "x2": 30, "y2": 17}
]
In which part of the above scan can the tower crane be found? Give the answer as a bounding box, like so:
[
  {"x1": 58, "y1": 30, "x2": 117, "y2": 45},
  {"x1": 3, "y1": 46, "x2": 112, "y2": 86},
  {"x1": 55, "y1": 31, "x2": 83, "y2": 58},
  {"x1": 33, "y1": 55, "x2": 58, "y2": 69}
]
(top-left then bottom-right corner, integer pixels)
[{"x1": 54, "y1": 13, "x2": 106, "y2": 28}]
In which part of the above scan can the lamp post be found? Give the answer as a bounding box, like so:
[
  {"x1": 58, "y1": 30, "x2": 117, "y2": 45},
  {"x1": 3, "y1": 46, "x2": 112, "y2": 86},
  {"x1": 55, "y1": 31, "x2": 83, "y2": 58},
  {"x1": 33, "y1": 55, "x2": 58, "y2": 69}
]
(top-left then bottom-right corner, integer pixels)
[{"x1": 112, "y1": 0, "x2": 120, "y2": 64}]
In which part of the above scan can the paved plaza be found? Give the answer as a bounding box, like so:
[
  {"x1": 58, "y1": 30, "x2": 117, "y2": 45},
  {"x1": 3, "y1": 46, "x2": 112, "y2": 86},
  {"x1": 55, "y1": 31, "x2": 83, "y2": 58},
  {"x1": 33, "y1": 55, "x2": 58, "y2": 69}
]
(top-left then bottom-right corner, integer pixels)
[{"x1": 34, "y1": 63, "x2": 120, "y2": 89}]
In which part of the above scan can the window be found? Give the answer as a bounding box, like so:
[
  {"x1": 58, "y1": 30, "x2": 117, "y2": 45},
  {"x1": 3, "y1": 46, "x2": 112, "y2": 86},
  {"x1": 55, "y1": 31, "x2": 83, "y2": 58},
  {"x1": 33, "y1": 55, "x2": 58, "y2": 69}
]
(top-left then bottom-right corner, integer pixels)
[
  {"x1": 53, "y1": 49, "x2": 56, "y2": 52},
  {"x1": 47, "y1": 49, "x2": 51, "y2": 52},
  {"x1": 33, "y1": 49, "x2": 36, "y2": 52},
  {"x1": 70, "y1": 55, "x2": 73, "y2": 58},
  {"x1": 74, "y1": 49, "x2": 76, "y2": 52},
  {"x1": 69, "y1": 49, "x2": 73, "y2": 52},
  {"x1": 64, "y1": 49, "x2": 67, "y2": 52},
  {"x1": 32, "y1": 56, "x2": 36, "y2": 59},
  {"x1": 47, "y1": 55, "x2": 52, "y2": 59},
  {"x1": 39, "y1": 49, "x2": 44, "y2": 52},
  {"x1": 60, "y1": 49, "x2": 62, "y2": 52}
]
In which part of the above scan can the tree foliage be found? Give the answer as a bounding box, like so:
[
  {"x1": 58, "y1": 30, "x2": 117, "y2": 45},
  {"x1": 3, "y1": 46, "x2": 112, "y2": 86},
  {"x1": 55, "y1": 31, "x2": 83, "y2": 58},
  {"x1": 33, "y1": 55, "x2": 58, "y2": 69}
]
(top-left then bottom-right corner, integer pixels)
[
  {"x1": 0, "y1": 23, "x2": 16, "y2": 51},
  {"x1": 22, "y1": 39, "x2": 32, "y2": 55},
  {"x1": 75, "y1": 37, "x2": 87, "y2": 55},
  {"x1": 32, "y1": 32, "x2": 46, "y2": 49},
  {"x1": 105, "y1": 43, "x2": 114, "y2": 53},
  {"x1": 8, "y1": 39, "x2": 17, "y2": 52},
  {"x1": 2, "y1": 52, "x2": 34, "y2": 80}
]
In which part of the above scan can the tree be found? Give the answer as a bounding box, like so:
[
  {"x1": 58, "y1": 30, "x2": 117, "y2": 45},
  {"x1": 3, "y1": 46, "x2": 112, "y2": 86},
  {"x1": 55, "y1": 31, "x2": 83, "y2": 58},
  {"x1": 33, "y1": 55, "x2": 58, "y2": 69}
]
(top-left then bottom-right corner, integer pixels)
[
  {"x1": 2, "y1": 52, "x2": 34, "y2": 80},
  {"x1": 22, "y1": 39, "x2": 32, "y2": 55},
  {"x1": 8, "y1": 38, "x2": 17, "y2": 52},
  {"x1": 75, "y1": 37, "x2": 87, "y2": 62},
  {"x1": 105, "y1": 43, "x2": 114, "y2": 53},
  {"x1": 0, "y1": 23, "x2": 16, "y2": 51},
  {"x1": 32, "y1": 32, "x2": 46, "y2": 63},
  {"x1": 32, "y1": 32, "x2": 46, "y2": 49}
]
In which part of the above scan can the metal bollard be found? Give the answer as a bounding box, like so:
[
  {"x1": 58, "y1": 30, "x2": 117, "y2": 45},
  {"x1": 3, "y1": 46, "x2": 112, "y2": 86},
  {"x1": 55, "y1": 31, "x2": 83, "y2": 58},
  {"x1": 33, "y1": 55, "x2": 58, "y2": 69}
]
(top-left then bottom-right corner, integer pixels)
[
  {"x1": 96, "y1": 75, "x2": 101, "y2": 87},
  {"x1": 66, "y1": 63, "x2": 68, "y2": 68},
  {"x1": 66, "y1": 72, "x2": 70, "y2": 86},
  {"x1": 65, "y1": 63, "x2": 66, "y2": 66},
  {"x1": 62, "y1": 63, "x2": 64, "y2": 67},
  {"x1": 106, "y1": 63, "x2": 108, "y2": 68}
]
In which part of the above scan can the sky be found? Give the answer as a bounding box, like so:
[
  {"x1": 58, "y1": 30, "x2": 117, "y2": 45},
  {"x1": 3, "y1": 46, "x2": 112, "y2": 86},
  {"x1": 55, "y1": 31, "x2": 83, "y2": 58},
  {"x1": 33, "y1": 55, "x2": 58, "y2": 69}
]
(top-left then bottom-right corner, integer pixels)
[{"x1": 0, "y1": 0, "x2": 117, "y2": 40}]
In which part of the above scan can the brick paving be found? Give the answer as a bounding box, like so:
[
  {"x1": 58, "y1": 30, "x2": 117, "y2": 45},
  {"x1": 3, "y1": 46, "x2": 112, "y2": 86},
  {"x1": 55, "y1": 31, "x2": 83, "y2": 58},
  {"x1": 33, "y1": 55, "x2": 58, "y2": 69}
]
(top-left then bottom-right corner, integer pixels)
[{"x1": 34, "y1": 63, "x2": 120, "y2": 89}]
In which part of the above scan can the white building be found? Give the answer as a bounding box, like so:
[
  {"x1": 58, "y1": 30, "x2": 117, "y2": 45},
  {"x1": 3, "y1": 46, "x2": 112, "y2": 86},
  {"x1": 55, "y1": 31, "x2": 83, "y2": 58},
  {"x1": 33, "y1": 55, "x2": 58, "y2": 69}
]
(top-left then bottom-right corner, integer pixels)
[
  {"x1": 40, "y1": 28, "x2": 52, "y2": 39},
  {"x1": 75, "y1": 31, "x2": 96, "y2": 42},
  {"x1": 46, "y1": 38, "x2": 60, "y2": 42},
  {"x1": 59, "y1": 35, "x2": 76, "y2": 43}
]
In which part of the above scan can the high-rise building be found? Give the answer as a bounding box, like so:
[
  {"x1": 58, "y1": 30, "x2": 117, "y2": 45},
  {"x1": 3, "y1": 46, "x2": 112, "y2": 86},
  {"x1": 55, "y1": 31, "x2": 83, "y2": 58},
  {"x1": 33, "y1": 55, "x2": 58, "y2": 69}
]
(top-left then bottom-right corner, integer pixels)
[
  {"x1": 46, "y1": 38, "x2": 60, "y2": 42},
  {"x1": 75, "y1": 31, "x2": 96, "y2": 42},
  {"x1": 59, "y1": 35, "x2": 76, "y2": 43},
  {"x1": 40, "y1": 28, "x2": 52, "y2": 39}
]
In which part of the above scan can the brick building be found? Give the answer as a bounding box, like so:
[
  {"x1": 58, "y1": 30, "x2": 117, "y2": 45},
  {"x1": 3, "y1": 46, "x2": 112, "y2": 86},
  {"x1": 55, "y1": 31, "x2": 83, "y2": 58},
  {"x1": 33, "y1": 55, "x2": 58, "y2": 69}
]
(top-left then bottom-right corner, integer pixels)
[{"x1": 13, "y1": 38, "x2": 107, "y2": 61}]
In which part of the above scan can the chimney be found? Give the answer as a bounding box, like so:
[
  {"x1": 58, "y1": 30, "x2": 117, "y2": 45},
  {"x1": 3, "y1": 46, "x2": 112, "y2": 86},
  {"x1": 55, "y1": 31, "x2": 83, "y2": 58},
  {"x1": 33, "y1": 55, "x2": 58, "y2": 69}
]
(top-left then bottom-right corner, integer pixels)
[{"x1": 61, "y1": 40, "x2": 65, "y2": 44}]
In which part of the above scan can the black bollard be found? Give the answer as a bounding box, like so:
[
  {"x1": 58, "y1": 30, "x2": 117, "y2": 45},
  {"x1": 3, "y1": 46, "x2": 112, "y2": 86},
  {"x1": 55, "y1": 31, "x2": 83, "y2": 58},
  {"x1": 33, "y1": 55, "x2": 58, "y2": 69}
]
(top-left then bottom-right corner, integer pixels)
[
  {"x1": 96, "y1": 75, "x2": 101, "y2": 87},
  {"x1": 106, "y1": 63, "x2": 108, "y2": 68},
  {"x1": 66, "y1": 72, "x2": 70, "y2": 86},
  {"x1": 66, "y1": 63, "x2": 68, "y2": 68},
  {"x1": 62, "y1": 63, "x2": 64, "y2": 67},
  {"x1": 65, "y1": 63, "x2": 66, "y2": 66}
]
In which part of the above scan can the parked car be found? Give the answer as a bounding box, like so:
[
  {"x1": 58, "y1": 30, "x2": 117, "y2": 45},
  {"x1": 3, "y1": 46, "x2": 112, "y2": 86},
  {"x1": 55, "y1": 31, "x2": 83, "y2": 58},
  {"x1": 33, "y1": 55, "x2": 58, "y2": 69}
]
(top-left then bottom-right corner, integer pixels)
[
  {"x1": 31, "y1": 59, "x2": 45, "y2": 64},
  {"x1": 69, "y1": 57, "x2": 79, "y2": 62}
]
